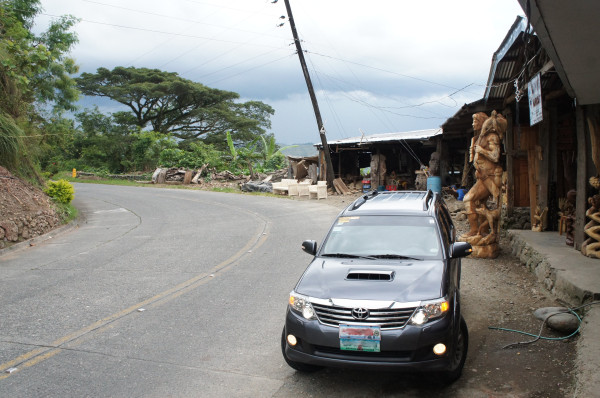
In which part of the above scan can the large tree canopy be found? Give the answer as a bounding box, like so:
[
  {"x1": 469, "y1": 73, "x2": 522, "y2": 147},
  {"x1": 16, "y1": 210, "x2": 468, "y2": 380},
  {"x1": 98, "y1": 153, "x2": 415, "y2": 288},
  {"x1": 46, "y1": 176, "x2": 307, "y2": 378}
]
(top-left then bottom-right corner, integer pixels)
[{"x1": 76, "y1": 67, "x2": 274, "y2": 148}]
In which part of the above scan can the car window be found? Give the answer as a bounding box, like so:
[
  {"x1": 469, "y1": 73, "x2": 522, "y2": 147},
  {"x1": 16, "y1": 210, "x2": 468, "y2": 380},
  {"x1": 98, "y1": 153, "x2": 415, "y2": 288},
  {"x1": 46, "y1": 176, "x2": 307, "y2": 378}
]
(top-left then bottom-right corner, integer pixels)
[{"x1": 320, "y1": 215, "x2": 441, "y2": 258}]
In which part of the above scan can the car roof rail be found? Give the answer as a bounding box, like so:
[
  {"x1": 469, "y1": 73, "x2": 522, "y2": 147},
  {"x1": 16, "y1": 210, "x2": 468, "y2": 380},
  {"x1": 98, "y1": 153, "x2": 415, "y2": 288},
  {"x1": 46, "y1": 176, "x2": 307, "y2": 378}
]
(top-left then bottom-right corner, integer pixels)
[
  {"x1": 351, "y1": 190, "x2": 379, "y2": 210},
  {"x1": 423, "y1": 190, "x2": 434, "y2": 211}
]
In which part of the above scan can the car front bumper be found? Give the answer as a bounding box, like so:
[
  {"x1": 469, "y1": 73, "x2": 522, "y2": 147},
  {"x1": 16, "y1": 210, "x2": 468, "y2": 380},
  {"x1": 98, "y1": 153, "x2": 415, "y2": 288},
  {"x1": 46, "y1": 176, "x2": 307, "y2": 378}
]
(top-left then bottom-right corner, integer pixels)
[{"x1": 284, "y1": 308, "x2": 457, "y2": 371}]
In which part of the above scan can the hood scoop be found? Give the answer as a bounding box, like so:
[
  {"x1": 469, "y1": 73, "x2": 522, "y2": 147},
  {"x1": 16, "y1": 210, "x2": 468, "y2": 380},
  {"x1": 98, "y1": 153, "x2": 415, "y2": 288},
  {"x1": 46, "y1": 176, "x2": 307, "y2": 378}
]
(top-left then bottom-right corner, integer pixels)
[{"x1": 346, "y1": 270, "x2": 395, "y2": 281}]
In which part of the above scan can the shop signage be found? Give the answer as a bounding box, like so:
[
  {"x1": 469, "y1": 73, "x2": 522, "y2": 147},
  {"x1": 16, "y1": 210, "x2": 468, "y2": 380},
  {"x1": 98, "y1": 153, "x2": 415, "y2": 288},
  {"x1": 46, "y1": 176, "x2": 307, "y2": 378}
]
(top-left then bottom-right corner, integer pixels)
[{"x1": 528, "y1": 73, "x2": 543, "y2": 126}]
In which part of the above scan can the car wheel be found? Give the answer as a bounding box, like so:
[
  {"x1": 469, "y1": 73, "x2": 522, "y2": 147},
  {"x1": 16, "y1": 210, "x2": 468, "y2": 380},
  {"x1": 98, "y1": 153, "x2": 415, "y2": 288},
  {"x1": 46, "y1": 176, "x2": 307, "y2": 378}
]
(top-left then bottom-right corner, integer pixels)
[
  {"x1": 281, "y1": 327, "x2": 322, "y2": 373},
  {"x1": 439, "y1": 316, "x2": 468, "y2": 384}
]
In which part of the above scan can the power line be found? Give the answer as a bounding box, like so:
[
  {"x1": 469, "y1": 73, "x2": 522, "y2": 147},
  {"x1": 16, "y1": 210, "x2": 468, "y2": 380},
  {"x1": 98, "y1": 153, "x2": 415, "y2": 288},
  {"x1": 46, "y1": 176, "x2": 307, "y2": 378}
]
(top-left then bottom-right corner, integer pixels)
[
  {"x1": 80, "y1": 0, "x2": 285, "y2": 41},
  {"x1": 305, "y1": 52, "x2": 346, "y2": 140},
  {"x1": 206, "y1": 53, "x2": 293, "y2": 86},
  {"x1": 312, "y1": 69, "x2": 451, "y2": 118},
  {"x1": 306, "y1": 50, "x2": 467, "y2": 92},
  {"x1": 196, "y1": 47, "x2": 286, "y2": 80},
  {"x1": 160, "y1": 8, "x2": 276, "y2": 71},
  {"x1": 38, "y1": 12, "x2": 286, "y2": 51}
]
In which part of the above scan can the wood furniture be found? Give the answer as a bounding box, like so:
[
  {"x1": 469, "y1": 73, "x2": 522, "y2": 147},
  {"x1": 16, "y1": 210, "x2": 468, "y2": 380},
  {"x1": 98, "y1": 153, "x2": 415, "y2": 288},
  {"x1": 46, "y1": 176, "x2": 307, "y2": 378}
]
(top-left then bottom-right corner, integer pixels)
[{"x1": 309, "y1": 181, "x2": 327, "y2": 199}]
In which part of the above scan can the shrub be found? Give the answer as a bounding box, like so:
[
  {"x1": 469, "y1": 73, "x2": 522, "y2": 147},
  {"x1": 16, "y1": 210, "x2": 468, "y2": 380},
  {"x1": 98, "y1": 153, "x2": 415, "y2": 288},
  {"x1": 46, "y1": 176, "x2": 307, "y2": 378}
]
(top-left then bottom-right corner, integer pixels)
[{"x1": 45, "y1": 179, "x2": 75, "y2": 204}]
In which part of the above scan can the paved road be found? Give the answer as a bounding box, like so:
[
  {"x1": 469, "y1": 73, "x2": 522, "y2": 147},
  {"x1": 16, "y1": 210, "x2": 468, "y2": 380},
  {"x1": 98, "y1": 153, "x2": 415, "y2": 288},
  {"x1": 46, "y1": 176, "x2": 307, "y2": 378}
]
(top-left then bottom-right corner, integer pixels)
[
  {"x1": 0, "y1": 184, "x2": 575, "y2": 397},
  {"x1": 0, "y1": 184, "x2": 343, "y2": 397}
]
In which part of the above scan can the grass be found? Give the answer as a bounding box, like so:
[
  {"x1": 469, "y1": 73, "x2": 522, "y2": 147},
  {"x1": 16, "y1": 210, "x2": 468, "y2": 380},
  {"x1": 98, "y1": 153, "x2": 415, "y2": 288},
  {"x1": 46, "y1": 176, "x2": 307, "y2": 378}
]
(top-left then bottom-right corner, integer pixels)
[
  {"x1": 54, "y1": 171, "x2": 150, "y2": 187},
  {"x1": 54, "y1": 202, "x2": 79, "y2": 224}
]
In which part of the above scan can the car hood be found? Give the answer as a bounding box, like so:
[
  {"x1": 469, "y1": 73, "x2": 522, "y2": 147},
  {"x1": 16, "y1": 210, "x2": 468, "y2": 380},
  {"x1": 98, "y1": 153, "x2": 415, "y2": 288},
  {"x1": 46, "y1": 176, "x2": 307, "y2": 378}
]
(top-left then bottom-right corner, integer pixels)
[{"x1": 295, "y1": 257, "x2": 444, "y2": 303}]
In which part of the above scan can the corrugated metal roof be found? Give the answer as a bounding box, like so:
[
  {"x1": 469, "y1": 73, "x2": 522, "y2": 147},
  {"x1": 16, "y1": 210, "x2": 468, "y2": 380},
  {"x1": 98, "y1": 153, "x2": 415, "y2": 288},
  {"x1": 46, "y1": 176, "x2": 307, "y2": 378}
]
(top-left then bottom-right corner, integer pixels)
[
  {"x1": 322, "y1": 128, "x2": 442, "y2": 146},
  {"x1": 518, "y1": 0, "x2": 600, "y2": 104},
  {"x1": 484, "y1": 16, "x2": 528, "y2": 102}
]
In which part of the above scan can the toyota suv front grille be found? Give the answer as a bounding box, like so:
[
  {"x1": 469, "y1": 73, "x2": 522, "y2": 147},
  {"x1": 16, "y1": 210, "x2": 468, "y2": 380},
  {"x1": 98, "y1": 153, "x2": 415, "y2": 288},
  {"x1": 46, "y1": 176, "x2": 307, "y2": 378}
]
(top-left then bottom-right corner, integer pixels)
[{"x1": 311, "y1": 302, "x2": 416, "y2": 330}]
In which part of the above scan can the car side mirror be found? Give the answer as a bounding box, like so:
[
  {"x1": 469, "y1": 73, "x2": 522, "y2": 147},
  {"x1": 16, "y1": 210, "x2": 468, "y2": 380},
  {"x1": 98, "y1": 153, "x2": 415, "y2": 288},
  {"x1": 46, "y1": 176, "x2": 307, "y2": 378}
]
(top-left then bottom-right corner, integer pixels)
[
  {"x1": 302, "y1": 240, "x2": 317, "y2": 256},
  {"x1": 450, "y1": 241, "x2": 472, "y2": 258}
]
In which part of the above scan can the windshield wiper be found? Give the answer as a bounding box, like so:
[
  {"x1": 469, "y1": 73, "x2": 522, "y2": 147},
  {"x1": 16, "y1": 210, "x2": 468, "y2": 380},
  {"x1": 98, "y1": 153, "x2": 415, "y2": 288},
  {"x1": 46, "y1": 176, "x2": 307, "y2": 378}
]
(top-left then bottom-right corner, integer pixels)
[
  {"x1": 321, "y1": 253, "x2": 378, "y2": 260},
  {"x1": 369, "y1": 254, "x2": 423, "y2": 260}
]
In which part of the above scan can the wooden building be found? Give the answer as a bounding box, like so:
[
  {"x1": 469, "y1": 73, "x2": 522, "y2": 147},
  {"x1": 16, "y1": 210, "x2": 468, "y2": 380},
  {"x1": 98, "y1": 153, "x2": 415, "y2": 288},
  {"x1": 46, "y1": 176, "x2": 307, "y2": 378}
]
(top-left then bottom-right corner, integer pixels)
[
  {"x1": 442, "y1": 8, "x2": 600, "y2": 253},
  {"x1": 314, "y1": 129, "x2": 441, "y2": 189}
]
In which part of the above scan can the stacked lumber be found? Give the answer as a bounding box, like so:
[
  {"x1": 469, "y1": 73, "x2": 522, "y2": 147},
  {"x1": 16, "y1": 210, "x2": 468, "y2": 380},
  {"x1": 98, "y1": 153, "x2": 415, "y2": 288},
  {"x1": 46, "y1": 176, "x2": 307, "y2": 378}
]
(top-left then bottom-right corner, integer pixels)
[{"x1": 333, "y1": 178, "x2": 351, "y2": 195}]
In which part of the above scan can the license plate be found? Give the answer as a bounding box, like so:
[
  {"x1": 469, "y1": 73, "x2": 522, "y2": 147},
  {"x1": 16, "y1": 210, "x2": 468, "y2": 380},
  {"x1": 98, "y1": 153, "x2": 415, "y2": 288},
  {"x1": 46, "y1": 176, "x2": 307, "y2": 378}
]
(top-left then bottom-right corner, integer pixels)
[{"x1": 339, "y1": 325, "x2": 381, "y2": 352}]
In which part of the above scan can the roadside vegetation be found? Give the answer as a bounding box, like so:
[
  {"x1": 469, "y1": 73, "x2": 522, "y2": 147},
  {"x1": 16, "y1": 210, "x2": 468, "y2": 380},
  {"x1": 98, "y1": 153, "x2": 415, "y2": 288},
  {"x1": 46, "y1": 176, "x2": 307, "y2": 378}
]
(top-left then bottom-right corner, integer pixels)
[{"x1": 0, "y1": 0, "x2": 289, "y2": 193}]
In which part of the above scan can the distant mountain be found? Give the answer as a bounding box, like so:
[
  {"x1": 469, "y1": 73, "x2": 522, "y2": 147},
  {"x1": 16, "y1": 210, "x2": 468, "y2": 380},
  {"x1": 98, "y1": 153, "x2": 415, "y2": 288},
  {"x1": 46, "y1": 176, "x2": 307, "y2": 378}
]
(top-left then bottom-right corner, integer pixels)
[{"x1": 279, "y1": 143, "x2": 318, "y2": 157}]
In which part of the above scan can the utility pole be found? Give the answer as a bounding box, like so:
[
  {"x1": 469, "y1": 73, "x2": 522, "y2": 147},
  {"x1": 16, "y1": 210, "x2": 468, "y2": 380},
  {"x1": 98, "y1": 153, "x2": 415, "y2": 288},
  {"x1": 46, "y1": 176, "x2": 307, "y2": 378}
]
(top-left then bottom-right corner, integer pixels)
[{"x1": 283, "y1": 0, "x2": 335, "y2": 187}]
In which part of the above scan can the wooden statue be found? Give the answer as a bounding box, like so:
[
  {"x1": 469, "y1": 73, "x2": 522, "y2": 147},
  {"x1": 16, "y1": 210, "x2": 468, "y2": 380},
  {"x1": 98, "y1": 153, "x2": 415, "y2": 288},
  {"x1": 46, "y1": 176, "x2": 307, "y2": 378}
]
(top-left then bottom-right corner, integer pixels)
[
  {"x1": 532, "y1": 206, "x2": 548, "y2": 232},
  {"x1": 583, "y1": 115, "x2": 600, "y2": 258},
  {"x1": 459, "y1": 111, "x2": 507, "y2": 258},
  {"x1": 429, "y1": 152, "x2": 440, "y2": 176},
  {"x1": 582, "y1": 194, "x2": 600, "y2": 258}
]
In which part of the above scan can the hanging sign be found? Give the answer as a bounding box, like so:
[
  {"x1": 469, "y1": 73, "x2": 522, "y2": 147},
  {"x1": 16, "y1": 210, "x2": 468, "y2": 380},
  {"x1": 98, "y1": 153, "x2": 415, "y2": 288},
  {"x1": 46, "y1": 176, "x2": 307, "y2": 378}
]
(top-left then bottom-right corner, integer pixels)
[{"x1": 528, "y1": 73, "x2": 543, "y2": 126}]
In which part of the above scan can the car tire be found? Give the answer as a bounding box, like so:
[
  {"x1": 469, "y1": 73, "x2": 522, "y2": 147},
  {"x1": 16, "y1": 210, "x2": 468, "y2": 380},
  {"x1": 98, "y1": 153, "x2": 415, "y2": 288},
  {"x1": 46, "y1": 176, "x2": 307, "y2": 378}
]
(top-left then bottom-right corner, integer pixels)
[
  {"x1": 439, "y1": 315, "x2": 468, "y2": 384},
  {"x1": 281, "y1": 327, "x2": 322, "y2": 373}
]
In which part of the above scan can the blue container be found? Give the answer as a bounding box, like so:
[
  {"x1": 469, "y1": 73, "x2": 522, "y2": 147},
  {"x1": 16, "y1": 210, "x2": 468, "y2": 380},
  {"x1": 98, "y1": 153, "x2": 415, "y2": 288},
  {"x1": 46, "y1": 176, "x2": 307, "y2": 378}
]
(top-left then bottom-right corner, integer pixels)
[
  {"x1": 362, "y1": 179, "x2": 371, "y2": 193},
  {"x1": 426, "y1": 176, "x2": 442, "y2": 193}
]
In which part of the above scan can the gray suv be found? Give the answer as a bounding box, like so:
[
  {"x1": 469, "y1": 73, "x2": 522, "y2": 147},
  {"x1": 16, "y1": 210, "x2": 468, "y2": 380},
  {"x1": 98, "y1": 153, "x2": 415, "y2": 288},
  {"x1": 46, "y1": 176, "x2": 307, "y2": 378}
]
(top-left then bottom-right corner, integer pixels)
[{"x1": 281, "y1": 190, "x2": 472, "y2": 382}]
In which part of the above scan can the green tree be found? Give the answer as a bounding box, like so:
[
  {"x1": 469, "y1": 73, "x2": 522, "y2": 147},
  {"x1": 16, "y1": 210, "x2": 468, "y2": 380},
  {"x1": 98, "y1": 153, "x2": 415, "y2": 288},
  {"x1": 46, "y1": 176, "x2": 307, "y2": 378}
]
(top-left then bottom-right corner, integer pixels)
[
  {"x1": 74, "y1": 108, "x2": 134, "y2": 173},
  {"x1": 158, "y1": 142, "x2": 224, "y2": 170},
  {"x1": 130, "y1": 130, "x2": 176, "y2": 171},
  {"x1": 76, "y1": 66, "x2": 274, "y2": 150},
  {"x1": 0, "y1": 0, "x2": 79, "y2": 174}
]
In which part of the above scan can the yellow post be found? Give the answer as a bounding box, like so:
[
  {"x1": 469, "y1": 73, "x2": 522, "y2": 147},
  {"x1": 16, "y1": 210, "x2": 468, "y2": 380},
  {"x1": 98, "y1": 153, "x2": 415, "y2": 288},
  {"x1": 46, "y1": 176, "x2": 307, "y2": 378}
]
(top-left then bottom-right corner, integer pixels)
[{"x1": 72, "y1": 168, "x2": 77, "y2": 178}]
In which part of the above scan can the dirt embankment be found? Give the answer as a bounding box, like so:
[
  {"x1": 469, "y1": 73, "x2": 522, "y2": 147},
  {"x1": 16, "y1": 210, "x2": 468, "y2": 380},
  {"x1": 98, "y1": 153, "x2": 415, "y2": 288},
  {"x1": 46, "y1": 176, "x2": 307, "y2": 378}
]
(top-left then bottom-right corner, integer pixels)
[{"x1": 0, "y1": 167, "x2": 60, "y2": 250}]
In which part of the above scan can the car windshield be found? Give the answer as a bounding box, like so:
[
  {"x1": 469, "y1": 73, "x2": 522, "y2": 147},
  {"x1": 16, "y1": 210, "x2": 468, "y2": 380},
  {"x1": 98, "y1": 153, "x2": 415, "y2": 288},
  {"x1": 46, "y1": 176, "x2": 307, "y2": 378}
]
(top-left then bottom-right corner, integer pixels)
[{"x1": 320, "y1": 215, "x2": 441, "y2": 259}]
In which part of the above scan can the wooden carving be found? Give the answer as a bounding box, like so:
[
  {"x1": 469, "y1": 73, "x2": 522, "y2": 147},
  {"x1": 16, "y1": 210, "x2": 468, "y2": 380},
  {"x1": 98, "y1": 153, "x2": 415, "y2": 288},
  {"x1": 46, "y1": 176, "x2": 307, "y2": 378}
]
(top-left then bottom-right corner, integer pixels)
[
  {"x1": 582, "y1": 194, "x2": 600, "y2": 258},
  {"x1": 532, "y1": 206, "x2": 548, "y2": 232},
  {"x1": 459, "y1": 111, "x2": 507, "y2": 258}
]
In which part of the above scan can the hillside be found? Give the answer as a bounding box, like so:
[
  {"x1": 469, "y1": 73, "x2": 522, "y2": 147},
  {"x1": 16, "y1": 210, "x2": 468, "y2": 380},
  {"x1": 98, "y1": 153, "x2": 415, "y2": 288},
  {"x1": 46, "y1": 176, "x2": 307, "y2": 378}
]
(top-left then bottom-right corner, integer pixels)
[{"x1": 0, "y1": 167, "x2": 60, "y2": 250}]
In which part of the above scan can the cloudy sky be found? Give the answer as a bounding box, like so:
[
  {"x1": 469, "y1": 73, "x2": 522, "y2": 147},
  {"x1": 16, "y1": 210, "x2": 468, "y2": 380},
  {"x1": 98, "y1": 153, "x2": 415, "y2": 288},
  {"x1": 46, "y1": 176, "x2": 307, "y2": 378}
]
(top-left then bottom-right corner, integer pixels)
[{"x1": 36, "y1": 0, "x2": 524, "y2": 145}]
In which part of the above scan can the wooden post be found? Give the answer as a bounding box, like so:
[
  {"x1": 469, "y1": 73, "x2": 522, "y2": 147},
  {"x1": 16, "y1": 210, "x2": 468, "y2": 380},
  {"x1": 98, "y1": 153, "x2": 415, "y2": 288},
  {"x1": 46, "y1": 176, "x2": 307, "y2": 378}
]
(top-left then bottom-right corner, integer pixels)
[
  {"x1": 539, "y1": 107, "x2": 550, "y2": 210},
  {"x1": 505, "y1": 110, "x2": 514, "y2": 216},
  {"x1": 338, "y1": 149, "x2": 342, "y2": 180},
  {"x1": 283, "y1": 0, "x2": 335, "y2": 188},
  {"x1": 527, "y1": 147, "x2": 539, "y2": 223},
  {"x1": 436, "y1": 137, "x2": 446, "y2": 183},
  {"x1": 574, "y1": 105, "x2": 587, "y2": 250}
]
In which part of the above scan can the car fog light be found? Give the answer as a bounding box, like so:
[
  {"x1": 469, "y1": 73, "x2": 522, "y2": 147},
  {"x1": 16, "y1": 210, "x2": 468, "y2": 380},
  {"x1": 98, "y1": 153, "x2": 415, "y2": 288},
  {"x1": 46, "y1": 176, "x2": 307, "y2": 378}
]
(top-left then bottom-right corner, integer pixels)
[
  {"x1": 433, "y1": 343, "x2": 446, "y2": 355},
  {"x1": 287, "y1": 334, "x2": 298, "y2": 346}
]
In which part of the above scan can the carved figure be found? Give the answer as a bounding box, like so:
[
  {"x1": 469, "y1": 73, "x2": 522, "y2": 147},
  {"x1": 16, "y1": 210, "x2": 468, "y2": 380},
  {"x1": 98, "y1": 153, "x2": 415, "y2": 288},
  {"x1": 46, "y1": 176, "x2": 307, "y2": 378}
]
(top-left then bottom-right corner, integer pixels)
[
  {"x1": 429, "y1": 152, "x2": 440, "y2": 176},
  {"x1": 582, "y1": 194, "x2": 600, "y2": 258},
  {"x1": 459, "y1": 111, "x2": 507, "y2": 258},
  {"x1": 469, "y1": 112, "x2": 488, "y2": 162},
  {"x1": 532, "y1": 206, "x2": 548, "y2": 232}
]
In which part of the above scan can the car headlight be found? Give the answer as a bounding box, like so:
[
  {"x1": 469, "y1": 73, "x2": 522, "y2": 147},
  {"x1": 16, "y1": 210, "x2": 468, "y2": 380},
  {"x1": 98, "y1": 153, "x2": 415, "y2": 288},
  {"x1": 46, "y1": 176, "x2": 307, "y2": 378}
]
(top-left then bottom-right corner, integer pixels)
[
  {"x1": 289, "y1": 292, "x2": 317, "y2": 320},
  {"x1": 409, "y1": 298, "x2": 450, "y2": 325}
]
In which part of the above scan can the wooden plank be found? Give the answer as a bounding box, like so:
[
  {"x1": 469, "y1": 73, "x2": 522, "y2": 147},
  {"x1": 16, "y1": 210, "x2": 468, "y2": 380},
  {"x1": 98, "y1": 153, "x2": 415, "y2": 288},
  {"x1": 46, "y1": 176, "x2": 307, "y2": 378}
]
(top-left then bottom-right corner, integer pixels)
[{"x1": 333, "y1": 178, "x2": 350, "y2": 195}]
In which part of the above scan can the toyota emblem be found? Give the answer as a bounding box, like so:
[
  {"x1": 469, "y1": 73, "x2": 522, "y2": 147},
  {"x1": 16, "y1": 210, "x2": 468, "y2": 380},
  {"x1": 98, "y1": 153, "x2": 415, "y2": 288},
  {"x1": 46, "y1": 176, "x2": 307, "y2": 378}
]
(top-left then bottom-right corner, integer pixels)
[{"x1": 351, "y1": 307, "x2": 370, "y2": 320}]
